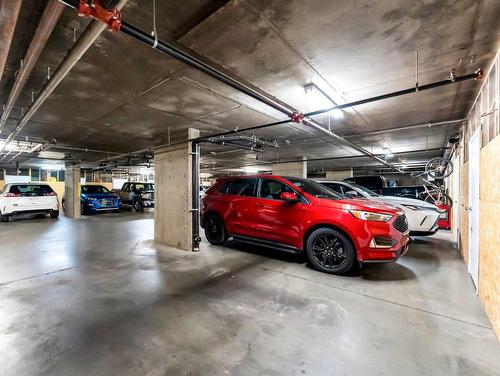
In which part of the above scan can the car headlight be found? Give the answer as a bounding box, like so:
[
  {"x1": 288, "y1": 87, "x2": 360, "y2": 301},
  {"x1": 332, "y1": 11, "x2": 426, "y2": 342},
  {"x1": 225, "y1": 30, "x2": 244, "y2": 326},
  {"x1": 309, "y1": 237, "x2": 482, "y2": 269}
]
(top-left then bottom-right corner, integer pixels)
[{"x1": 349, "y1": 210, "x2": 393, "y2": 222}]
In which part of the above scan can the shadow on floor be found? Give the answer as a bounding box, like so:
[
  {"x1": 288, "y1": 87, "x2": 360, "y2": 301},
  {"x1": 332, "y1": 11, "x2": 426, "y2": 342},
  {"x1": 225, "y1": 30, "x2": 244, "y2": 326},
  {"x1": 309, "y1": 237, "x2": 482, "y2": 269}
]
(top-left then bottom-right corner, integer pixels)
[
  {"x1": 358, "y1": 262, "x2": 416, "y2": 281},
  {"x1": 225, "y1": 241, "x2": 418, "y2": 282},
  {"x1": 224, "y1": 241, "x2": 307, "y2": 264}
]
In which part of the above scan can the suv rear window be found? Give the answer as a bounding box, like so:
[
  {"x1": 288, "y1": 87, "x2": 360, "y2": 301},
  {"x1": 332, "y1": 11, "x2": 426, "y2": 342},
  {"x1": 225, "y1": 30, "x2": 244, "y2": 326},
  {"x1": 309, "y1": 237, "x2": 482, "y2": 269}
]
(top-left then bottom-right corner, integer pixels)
[
  {"x1": 10, "y1": 184, "x2": 54, "y2": 197},
  {"x1": 227, "y1": 178, "x2": 257, "y2": 197}
]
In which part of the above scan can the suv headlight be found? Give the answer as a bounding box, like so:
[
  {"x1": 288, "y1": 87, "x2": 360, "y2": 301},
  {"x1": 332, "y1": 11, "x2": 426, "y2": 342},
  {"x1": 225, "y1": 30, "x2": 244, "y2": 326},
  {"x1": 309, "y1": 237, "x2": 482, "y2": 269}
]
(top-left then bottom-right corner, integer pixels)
[{"x1": 349, "y1": 210, "x2": 393, "y2": 222}]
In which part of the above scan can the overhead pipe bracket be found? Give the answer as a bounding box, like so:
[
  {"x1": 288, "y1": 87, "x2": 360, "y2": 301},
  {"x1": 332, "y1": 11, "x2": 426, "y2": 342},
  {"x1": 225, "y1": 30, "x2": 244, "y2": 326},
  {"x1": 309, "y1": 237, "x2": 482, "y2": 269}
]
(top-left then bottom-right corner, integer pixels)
[
  {"x1": 474, "y1": 68, "x2": 484, "y2": 80},
  {"x1": 77, "y1": 0, "x2": 122, "y2": 31}
]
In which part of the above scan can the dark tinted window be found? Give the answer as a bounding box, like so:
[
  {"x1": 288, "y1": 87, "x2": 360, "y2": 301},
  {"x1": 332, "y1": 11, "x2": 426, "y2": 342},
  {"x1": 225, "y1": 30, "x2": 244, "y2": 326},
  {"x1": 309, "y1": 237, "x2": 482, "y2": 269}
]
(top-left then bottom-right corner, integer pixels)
[
  {"x1": 259, "y1": 179, "x2": 295, "y2": 200},
  {"x1": 10, "y1": 184, "x2": 54, "y2": 197},
  {"x1": 82, "y1": 185, "x2": 110, "y2": 194},
  {"x1": 287, "y1": 178, "x2": 341, "y2": 200},
  {"x1": 321, "y1": 182, "x2": 344, "y2": 196},
  {"x1": 217, "y1": 180, "x2": 233, "y2": 194},
  {"x1": 133, "y1": 183, "x2": 154, "y2": 191},
  {"x1": 227, "y1": 178, "x2": 257, "y2": 197}
]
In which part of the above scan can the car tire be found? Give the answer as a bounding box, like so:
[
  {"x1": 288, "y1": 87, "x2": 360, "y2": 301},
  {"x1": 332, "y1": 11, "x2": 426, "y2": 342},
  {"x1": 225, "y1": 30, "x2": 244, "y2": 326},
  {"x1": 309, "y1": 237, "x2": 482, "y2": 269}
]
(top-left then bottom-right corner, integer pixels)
[
  {"x1": 80, "y1": 203, "x2": 87, "y2": 215},
  {"x1": 133, "y1": 199, "x2": 143, "y2": 212},
  {"x1": 204, "y1": 214, "x2": 227, "y2": 245},
  {"x1": 0, "y1": 214, "x2": 9, "y2": 222},
  {"x1": 50, "y1": 210, "x2": 59, "y2": 219},
  {"x1": 306, "y1": 228, "x2": 356, "y2": 275}
]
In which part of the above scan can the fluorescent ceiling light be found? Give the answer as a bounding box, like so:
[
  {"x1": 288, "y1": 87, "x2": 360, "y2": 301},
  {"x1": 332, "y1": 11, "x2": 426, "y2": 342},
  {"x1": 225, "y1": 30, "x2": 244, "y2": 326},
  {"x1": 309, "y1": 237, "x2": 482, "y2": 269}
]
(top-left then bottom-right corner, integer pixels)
[{"x1": 303, "y1": 81, "x2": 344, "y2": 119}]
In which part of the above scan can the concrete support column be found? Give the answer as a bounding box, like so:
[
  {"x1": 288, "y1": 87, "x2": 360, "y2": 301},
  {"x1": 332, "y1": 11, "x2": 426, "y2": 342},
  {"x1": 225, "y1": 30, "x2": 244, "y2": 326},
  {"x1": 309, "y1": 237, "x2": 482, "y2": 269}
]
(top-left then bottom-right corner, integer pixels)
[
  {"x1": 325, "y1": 169, "x2": 353, "y2": 180},
  {"x1": 272, "y1": 156, "x2": 307, "y2": 178},
  {"x1": 64, "y1": 163, "x2": 80, "y2": 218},
  {"x1": 154, "y1": 128, "x2": 200, "y2": 251}
]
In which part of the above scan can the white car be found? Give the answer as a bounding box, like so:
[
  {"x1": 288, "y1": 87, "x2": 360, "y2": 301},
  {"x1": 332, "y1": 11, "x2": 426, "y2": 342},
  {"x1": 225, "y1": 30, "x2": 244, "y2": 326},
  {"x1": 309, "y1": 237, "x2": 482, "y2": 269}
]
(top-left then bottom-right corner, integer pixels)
[
  {"x1": 318, "y1": 180, "x2": 442, "y2": 236},
  {"x1": 0, "y1": 183, "x2": 59, "y2": 222}
]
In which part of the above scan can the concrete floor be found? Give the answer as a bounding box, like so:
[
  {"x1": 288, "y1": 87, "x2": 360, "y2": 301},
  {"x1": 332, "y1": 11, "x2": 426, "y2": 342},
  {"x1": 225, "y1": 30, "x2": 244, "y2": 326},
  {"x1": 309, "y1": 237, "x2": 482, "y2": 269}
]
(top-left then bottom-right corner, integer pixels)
[{"x1": 0, "y1": 212, "x2": 499, "y2": 376}]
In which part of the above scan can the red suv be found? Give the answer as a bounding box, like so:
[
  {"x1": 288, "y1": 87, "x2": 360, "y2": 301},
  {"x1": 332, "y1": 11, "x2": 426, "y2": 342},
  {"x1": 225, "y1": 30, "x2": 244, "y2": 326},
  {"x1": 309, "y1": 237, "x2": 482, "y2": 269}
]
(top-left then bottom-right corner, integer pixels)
[{"x1": 201, "y1": 175, "x2": 410, "y2": 274}]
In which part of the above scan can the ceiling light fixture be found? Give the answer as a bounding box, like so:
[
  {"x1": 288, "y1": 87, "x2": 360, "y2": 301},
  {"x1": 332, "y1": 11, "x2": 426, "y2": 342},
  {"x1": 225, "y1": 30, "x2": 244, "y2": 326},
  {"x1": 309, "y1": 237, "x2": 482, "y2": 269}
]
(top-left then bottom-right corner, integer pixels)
[{"x1": 303, "y1": 81, "x2": 344, "y2": 119}]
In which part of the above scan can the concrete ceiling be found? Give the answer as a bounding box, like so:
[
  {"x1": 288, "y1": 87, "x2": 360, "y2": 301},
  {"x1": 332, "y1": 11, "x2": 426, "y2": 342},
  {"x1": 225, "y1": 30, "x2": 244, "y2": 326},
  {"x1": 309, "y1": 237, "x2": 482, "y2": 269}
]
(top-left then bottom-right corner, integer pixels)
[{"x1": 0, "y1": 0, "x2": 499, "y2": 173}]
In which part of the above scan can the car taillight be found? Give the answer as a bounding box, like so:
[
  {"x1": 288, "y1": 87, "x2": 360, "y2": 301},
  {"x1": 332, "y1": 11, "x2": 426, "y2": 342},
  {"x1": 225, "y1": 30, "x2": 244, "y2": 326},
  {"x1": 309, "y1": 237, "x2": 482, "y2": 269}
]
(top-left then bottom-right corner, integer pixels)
[{"x1": 5, "y1": 192, "x2": 20, "y2": 197}]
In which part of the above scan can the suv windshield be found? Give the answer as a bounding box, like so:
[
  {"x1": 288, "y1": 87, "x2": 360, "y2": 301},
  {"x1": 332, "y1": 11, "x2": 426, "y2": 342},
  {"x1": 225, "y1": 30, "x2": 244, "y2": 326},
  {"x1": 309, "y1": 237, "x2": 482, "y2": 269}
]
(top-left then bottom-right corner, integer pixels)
[
  {"x1": 349, "y1": 183, "x2": 379, "y2": 197},
  {"x1": 82, "y1": 185, "x2": 110, "y2": 194},
  {"x1": 287, "y1": 178, "x2": 341, "y2": 200}
]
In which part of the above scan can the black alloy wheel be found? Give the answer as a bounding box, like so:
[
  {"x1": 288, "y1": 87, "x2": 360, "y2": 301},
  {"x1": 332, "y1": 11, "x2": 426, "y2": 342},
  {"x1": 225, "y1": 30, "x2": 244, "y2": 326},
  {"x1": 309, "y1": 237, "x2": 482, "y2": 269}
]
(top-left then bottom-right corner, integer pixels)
[
  {"x1": 306, "y1": 228, "x2": 356, "y2": 274},
  {"x1": 133, "y1": 199, "x2": 143, "y2": 212},
  {"x1": 204, "y1": 214, "x2": 226, "y2": 245}
]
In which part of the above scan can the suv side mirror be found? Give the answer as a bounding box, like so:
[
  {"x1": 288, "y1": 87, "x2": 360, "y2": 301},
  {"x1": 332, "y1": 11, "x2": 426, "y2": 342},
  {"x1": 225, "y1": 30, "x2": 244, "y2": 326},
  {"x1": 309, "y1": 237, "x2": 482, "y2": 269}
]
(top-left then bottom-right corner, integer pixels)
[
  {"x1": 280, "y1": 192, "x2": 299, "y2": 202},
  {"x1": 344, "y1": 190, "x2": 359, "y2": 199}
]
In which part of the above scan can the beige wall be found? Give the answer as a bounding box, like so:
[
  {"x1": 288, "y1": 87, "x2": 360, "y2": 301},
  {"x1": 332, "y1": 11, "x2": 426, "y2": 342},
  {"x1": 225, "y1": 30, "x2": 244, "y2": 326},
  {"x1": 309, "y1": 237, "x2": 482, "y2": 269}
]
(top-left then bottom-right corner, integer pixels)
[
  {"x1": 478, "y1": 136, "x2": 500, "y2": 337},
  {"x1": 452, "y1": 49, "x2": 500, "y2": 340}
]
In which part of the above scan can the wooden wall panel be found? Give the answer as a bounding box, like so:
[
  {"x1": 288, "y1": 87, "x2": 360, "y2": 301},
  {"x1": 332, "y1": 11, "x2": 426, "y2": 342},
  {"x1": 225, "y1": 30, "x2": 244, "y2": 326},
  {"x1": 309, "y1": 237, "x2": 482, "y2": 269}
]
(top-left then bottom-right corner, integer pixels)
[{"x1": 478, "y1": 135, "x2": 500, "y2": 338}]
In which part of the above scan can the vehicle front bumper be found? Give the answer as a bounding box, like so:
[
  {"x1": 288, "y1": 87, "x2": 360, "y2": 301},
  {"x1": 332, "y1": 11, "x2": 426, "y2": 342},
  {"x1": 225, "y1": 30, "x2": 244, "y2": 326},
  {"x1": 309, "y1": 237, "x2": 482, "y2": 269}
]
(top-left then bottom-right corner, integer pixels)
[
  {"x1": 84, "y1": 200, "x2": 121, "y2": 212},
  {"x1": 141, "y1": 200, "x2": 154, "y2": 208},
  {"x1": 353, "y1": 217, "x2": 411, "y2": 263},
  {"x1": 407, "y1": 211, "x2": 440, "y2": 234}
]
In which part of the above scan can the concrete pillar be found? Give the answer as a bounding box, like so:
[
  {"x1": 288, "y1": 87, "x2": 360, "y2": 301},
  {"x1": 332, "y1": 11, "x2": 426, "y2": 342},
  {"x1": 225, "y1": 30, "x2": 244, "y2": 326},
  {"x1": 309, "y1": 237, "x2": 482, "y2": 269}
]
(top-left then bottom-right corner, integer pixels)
[
  {"x1": 154, "y1": 128, "x2": 200, "y2": 251},
  {"x1": 272, "y1": 157, "x2": 307, "y2": 178},
  {"x1": 325, "y1": 169, "x2": 353, "y2": 180},
  {"x1": 64, "y1": 163, "x2": 80, "y2": 218}
]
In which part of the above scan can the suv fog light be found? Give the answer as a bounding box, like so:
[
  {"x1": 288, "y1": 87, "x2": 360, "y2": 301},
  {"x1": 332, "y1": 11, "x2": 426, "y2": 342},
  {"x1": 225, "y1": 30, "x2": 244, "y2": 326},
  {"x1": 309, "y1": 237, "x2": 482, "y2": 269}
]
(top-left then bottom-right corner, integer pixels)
[{"x1": 369, "y1": 236, "x2": 397, "y2": 249}]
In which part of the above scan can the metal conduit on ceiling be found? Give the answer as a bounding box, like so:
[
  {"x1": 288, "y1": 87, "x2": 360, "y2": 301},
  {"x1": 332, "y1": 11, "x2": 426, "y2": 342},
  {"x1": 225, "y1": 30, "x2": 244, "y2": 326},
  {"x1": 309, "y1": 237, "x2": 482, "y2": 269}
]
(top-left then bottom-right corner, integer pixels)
[{"x1": 58, "y1": 0, "x2": 482, "y2": 181}]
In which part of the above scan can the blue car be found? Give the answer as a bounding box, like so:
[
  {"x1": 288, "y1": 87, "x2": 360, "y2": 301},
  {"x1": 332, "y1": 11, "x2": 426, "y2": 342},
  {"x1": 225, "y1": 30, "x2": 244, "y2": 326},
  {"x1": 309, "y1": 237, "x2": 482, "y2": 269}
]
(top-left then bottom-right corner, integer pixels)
[{"x1": 63, "y1": 185, "x2": 121, "y2": 215}]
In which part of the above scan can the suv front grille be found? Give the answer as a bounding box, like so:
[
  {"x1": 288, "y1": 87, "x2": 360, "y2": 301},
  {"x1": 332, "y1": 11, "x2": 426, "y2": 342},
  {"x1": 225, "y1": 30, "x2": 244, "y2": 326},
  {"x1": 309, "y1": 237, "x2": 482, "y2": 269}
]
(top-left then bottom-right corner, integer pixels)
[{"x1": 393, "y1": 214, "x2": 409, "y2": 233}]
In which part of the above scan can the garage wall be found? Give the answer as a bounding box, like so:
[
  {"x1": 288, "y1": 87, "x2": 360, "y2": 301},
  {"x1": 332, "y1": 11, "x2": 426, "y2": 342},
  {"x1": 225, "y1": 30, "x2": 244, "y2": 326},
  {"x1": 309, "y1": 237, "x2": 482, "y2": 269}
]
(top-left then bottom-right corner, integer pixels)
[
  {"x1": 478, "y1": 136, "x2": 500, "y2": 338},
  {"x1": 459, "y1": 161, "x2": 469, "y2": 264},
  {"x1": 451, "y1": 49, "x2": 499, "y2": 339}
]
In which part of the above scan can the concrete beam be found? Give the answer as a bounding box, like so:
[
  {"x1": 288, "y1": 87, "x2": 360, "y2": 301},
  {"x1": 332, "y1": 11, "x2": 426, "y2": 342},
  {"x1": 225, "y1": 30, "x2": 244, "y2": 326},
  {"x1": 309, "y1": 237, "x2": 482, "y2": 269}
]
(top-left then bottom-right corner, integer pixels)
[
  {"x1": 0, "y1": 0, "x2": 22, "y2": 82},
  {"x1": 325, "y1": 169, "x2": 353, "y2": 180},
  {"x1": 154, "y1": 128, "x2": 200, "y2": 251},
  {"x1": 272, "y1": 157, "x2": 307, "y2": 178}
]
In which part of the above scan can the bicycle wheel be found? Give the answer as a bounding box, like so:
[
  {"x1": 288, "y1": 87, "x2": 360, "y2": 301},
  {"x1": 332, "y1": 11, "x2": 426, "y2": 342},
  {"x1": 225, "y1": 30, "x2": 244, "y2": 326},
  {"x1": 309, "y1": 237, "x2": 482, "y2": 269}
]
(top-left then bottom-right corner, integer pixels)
[
  {"x1": 425, "y1": 157, "x2": 453, "y2": 179},
  {"x1": 424, "y1": 190, "x2": 453, "y2": 208}
]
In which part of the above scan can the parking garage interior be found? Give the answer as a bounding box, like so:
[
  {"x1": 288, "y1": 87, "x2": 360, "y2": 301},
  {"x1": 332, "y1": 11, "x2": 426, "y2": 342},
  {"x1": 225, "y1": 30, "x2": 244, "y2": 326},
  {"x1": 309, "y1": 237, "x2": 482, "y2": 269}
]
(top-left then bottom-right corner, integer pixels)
[{"x1": 0, "y1": 0, "x2": 499, "y2": 375}]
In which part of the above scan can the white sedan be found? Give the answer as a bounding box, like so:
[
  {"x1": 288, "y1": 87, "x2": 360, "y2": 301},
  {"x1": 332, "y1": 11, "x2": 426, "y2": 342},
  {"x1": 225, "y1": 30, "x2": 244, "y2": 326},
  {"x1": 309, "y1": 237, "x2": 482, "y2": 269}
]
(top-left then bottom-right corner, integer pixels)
[
  {"x1": 318, "y1": 180, "x2": 442, "y2": 236},
  {"x1": 0, "y1": 183, "x2": 59, "y2": 222}
]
